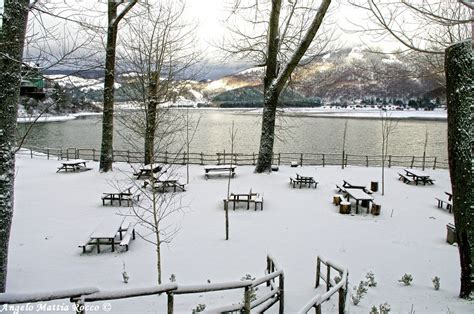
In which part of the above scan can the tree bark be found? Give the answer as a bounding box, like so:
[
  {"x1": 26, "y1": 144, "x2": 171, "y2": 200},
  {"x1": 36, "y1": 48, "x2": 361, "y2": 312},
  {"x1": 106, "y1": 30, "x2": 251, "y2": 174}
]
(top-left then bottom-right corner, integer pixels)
[
  {"x1": 0, "y1": 0, "x2": 30, "y2": 292},
  {"x1": 99, "y1": 1, "x2": 119, "y2": 172},
  {"x1": 445, "y1": 40, "x2": 473, "y2": 299},
  {"x1": 99, "y1": 0, "x2": 138, "y2": 172},
  {"x1": 255, "y1": 0, "x2": 332, "y2": 172}
]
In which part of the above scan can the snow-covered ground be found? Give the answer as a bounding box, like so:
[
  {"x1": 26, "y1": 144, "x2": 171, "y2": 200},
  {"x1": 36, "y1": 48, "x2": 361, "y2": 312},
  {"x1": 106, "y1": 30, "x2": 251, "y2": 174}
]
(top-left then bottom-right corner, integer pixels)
[
  {"x1": 7, "y1": 155, "x2": 471, "y2": 313},
  {"x1": 17, "y1": 112, "x2": 102, "y2": 124}
]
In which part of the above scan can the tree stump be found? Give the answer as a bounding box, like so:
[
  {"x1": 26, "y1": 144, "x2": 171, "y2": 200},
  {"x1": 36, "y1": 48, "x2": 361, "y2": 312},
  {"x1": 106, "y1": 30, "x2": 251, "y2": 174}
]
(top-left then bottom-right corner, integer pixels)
[
  {"x1": 339, "y1": 201, "x2": 351, "y2": 214},
  {"x1": 371, "y1": 203, "x2": 381, "y2": 216},
  {"x1": 333, "y1": 194, "x2": 343, "y2": 205},
  {"x1": 370, "y1": 181, "x2": 379, "y2": 192}
]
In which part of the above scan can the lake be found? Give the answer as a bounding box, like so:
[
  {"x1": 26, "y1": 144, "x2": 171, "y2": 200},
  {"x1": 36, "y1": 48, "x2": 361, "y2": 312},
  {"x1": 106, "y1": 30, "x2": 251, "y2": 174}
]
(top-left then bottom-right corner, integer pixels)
[{"x1": 18, "y1": 110, "x2": 448, "y2": 162}]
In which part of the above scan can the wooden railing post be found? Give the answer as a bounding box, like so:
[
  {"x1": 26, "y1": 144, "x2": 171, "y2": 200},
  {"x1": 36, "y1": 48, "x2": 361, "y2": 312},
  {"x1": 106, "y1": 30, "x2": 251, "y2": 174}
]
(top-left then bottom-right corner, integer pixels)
[
  {"x1": 326, "y1": 265, "x2": 331, "y2": 292},
  {"x1": 200, "y1": 152, "x2": 204, "y2": 165},
  {"x1": 74, "y1": 299, "x2": 85, "y2": 314},
  {"x1": 167, "y1": 292, "x2": 174, "y2": 314},
  {"x1": 243, "y1": 286, "x2": 251, "y2": 314},
  {"x1": 164, "y1": 151, "x2": 168, "y2": 164},
  {"x1": 92, "y1": 149, "x2": 96, "y2": 161},
  {"x1": 433, "y1": 157, "x2": 437, "y2": 170},
  {"x1": 410, "y1": 156, "x2": 415, "y2": 168},
  {"x1": 75, "y1": 148, "x2": 79, "y2": 159},
  {"x1": 388, "y1": 155, "x2": 392, "y2": 168},
  {"x1": 278, "y1": 273, "x2": 285, "y2": 314},
  {"x1": 266, "y1": 256, "x2": 271, "y2": 287},
  {"x1": 315, "y1": 257, "x2": 321, "y2": 288},
  {"x1": 252, "y1": 153, "x2": 256, "y2": 165},
  {"x1": 316, "y1": 304, "x2": 322, "y2": 314},
  {"x1": 223, "y1": 150, "x2": 226, "y2": 164},
  {"x1": 278, "y1": 153, "x2": 281, "y2": 165},
  {"x1": 127, "y1": 150, "x2": 130, "y2": 163},
  {"x1": 366, "y1": 155, "x2": 369, "y2": 167},
  {"x1": 183, "y1": 152, "x2": 186, "y2": 165},
  {"x1": 300, "y1": 153, "x2": 304, "y2": 166},
  {"x1": 322, "y1": 154, "x2": 325, "y2": 167},
  {"x1": 338, "y1": 285, "x2": 346, "y2": 314}
]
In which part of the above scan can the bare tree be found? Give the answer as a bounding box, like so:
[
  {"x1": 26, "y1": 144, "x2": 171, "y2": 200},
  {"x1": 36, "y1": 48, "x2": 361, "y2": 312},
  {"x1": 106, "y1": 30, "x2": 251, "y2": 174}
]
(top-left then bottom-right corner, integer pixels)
[
  {"x1": 0, "y1": 0, "x2": 30, "y2": 292},
  {"x1": 225, "y1": 121, "x2": 237, "y2": 240},
  {"x1": 99, "y1": 0, "x2": 138, "y2": 172},
  {"x1": 223, "y1": 0, "x2": 333, "y2": 172},
  {"x1": 349, "y1": 0, "x2": 473, "y2": 299},
  {"x1": 116, "y1": 1, "x2": 201, "y2": 165},
  {"x1": 380, "y1": 111, "x2": 398, "y2": 196}
]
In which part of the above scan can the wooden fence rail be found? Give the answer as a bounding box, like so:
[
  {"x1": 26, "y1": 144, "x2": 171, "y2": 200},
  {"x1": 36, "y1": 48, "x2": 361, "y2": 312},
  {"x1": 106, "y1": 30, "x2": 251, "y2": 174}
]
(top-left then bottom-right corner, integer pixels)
[
  {"x1": 298, "y1": 256, "x2": 349, "y2": 314},
  {"x1": 0, "y1": 256, "x2": 283, "y2": 314},
  {"x1": 18, "y1": 146, "x2": 449, "y2": 169}
]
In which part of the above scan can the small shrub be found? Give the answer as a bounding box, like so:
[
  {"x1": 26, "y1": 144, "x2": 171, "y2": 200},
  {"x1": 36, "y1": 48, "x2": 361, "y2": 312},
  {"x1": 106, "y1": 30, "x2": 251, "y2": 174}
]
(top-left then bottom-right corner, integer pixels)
[
  {"x1": 398, "y1": 273, "x2": 413, "y2": 286},
  {"x1": 351, "y1": 281, "x2": 368, "y2": 305},
  {"x1": 192, "y1": 304, "x2": 206, "y2": 313},
  {"x1": 169, "y1": 274, "x2": 176, "y2": 282},
  {"x1": 432, "y1": 276, "x2": 440, "y2": 290},
  {"x1": 379, "y1": 302, "x2": 391, "y2": 313},
  {"x1": 369, "y1": 305, "x2": 379, "y2": 314},
  {"x1": 365, "y1": 271, "x2": 377, "y2": 287},
  {"x1": 241, "y1": 274, "x2": 257, "y2": 302}
]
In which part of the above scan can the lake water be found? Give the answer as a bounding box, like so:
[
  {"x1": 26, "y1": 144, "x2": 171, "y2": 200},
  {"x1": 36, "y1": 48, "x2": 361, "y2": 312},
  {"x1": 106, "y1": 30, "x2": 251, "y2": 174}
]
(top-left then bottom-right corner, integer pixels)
[{"x1": 19, "y1": 110, "x2": 448, "y2": 161}]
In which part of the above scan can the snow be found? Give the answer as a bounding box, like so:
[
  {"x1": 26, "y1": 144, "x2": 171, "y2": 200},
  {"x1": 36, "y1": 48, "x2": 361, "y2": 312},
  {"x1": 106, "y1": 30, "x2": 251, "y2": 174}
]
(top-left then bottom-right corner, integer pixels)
[
  {"x1": 17, "y1": 113, "x2": 101, "y2": 124},
  {"x1": 6, "y1": 155, "x2": 473, "y2": 313}
]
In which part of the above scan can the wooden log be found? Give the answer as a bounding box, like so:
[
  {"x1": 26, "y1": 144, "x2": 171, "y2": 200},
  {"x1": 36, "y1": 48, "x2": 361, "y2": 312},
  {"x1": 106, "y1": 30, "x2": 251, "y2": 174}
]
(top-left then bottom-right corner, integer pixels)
[
  {"x1": 339, "y1": 201, "x2": 351, "y2": 214},
  {"x1": 371, "y1": 203, "x2": 381, "y2": 216},
  {"x1": 370, "y1": 181, "x2": 379, "y2": 192},
  {"x1": 333, "y1": 195, "x2": 342, "y2": 205}
]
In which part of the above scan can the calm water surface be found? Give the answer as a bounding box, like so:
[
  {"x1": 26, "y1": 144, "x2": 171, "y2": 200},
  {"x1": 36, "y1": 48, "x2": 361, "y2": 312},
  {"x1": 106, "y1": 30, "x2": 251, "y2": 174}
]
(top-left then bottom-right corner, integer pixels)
[{"x1": 19, "y1": 110, "x2": 448, "y2": 160}]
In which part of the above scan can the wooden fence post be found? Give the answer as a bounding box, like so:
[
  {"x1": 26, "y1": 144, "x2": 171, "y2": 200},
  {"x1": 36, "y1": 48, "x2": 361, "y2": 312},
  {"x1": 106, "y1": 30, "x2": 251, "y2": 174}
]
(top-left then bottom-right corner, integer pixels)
[
  {"x1": 223, "y1": 149, "x2": 226, "y2": 164},
  {"x1": 92, "y1": 149, "x2": 96, "y2": 161},
  {"x1": 167, "y1": 292, "x2": 174, "y2": 314},
  {"x1": 46, "y1": 148, "x2": 50, "y2": 160},
  {"x1": 316, "y1": 304, "x2": 322, "y2": 314},
  {"x1": 200, "y1": 152, "x2": 204, "y2": 165},
  {"x1": 278, "y1": 153, "x2": 281, "y2": 166},
  {"x1": 252, "y1": 153, "x2": 256, "y2": 165},
  {"x1": 127, "y1": 150, "x2": 130, "y2": 163},
  {"x1": 326, "y1": 265, "x2": 331, "y2": 292},
  {"x1": 315, "y1": 257, "x2": 321, "y2": 288},
  {"x1": 164, "y1": 151, "x2": 168, "y2": 164},
  {"x1": 30, "y1": 148, "x2": 33, "y2": 158},
  {"x1": 322, "y1": 154, "x2": 325, "y2": 167},
  {"x1": 338, "y1": 284, "x2": 346, "y2": 314},
  {"x1": 300, "y1": 153, "x2": 304, "y2": 166},
  {"x1": 266, "y1": 256, "x2": 272, "y2": 286},
  {"x1": 388, "y1": 155, "x2": 392, "y2": 168},
  {"x1": 366, "y1": 155, "x2": 369, "y2": 167},
  {"x1": 183, "y1": 152, "x2": 186, "y2": 165},
  {"x1": 410, "y1": 156, "x2": 415, "y2": 168},
  {"x1": 278, "y1": 273, "x2": 285, "y2": 314},
  {"x1": 433, "y1": 157, "x2": 437, "y2": 170},
  {"x1": 344, "y1": 154, "x2": 348, "y2": 167},
  {"x1": 243, "y1": 286, "x2": 251, "y2": 314}
]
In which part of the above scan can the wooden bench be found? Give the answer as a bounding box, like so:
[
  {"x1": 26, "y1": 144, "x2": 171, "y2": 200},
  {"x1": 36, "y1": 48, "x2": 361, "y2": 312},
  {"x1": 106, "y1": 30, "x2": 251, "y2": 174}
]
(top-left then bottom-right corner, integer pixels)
[
  {"x1": 204, "y1": 165, "x2": 236, "y2": 179},
  {"x1": 336, "y1": 185, "x2": 347, "y2": 194},
  {"x1": 398, "y1": 173, "x2": 414, "y2": 184},
  {"x1": 289, "y1": 175, "x2": 318, "y2": 188},
  {"x1": 119, "y1": 223, "x2": 136, "y2": 251},
  {"x1": 224, "y1": 192, "x2": 264, "y2": 211},
  {"x1": 101, "y1": 187, "x2": 141, "y2": 206},
  {"x1": 78, "y1": 238, "x2": 95, "y2": 254},
  {"x1": 435, "y1": 197, "x2": 453, "y2": 213}
]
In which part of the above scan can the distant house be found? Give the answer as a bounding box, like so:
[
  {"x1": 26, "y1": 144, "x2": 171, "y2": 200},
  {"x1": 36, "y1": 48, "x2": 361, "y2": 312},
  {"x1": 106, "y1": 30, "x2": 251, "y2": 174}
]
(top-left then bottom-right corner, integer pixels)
[{"x1": 20, "y1": 64, "x2": 45, "y2": 99}]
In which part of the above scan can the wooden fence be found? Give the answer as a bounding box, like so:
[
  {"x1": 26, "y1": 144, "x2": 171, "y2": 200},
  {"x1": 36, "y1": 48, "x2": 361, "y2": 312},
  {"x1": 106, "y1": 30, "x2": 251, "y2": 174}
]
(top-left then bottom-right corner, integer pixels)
[
  {"x1": 19, "y1": 146, "x2": 449, "y2": 169},
  {"x1": 0, "y1": 256, "x2": 283, "y2": 314},
  {"x1": 298, "y1": 256, "x2": 349, "y2": 314}
]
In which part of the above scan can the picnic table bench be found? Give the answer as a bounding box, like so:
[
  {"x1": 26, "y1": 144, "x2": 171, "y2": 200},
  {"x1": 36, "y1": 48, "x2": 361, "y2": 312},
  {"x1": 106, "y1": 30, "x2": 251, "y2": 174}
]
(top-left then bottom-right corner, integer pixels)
[
  {"x1": 101, "y1": 187, "x2": 141, "y2": 207},
  {"x1": 224, "y1": 190, "x2": 263, "y2": 211},
  {"x1": 56, "y1": 159, "x2": 89, "y2": 173},
  {"x1": 342, "y1": 180, "x2": 372, "y2": 194},
  {"x1": 204, "y1": 165, "x2": 236, "y2": 179},
  {"x1": 144, "y1": 178, "x2": 186, "y2": 193},
  {"x1": 435, "y1": 191, "x2": 453, "y2": 213},
  {"x1": 344, "y1": 188, "x2": 374, "y2": 214},
  {"x1": 133, "y1": 164, "x2": 163, "y2": 180},
  {"x1": 289, "y1": 173, "x2": 318, "y2": 188},
  {"x1": 79, "y1": 217, "x2": 136, "y2": 253},
  {"x1": 401, "y1": 169, "x2": 435, "y2": 185}
]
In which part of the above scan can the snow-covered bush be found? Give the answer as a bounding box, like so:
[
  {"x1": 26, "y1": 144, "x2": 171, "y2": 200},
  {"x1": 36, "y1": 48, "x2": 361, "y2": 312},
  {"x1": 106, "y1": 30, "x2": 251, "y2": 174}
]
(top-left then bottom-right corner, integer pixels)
[
  {"x1": 365, "y1": 271, "x2": 377, "y2": 287},
  {"x1": 169, "y1": 274, "x2": 176, "y2": 282},
  {"x1": 351, "y1": 281, "x2": 368, "y2": 305},
  {"x1": 379, "y1": 302, "x2": 391, "y2": 313},
  {"x1": 241, "y1": 274, "x2": 257, "y2": 302},
  {"x1": 398, "y1": 273, "x2": 413, "y2": 286},
  {"x1": 192, "y1": 304, "x2": 206, "y2": 313},
  {"x1": 432, "y1": 276, "x2": 440, "y2": 290}
]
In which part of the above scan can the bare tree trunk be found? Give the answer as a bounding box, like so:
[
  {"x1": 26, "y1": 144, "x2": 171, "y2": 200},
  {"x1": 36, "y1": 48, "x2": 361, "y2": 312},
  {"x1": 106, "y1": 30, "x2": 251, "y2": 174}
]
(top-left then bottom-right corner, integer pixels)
[
  {"x1": 0, "y1": 0, "x2": 29, "y2": 292},
  {"x1": 445, "y1": 40, "x2": 473, "y2": 299},
  {"x1": 255, "y1": 0, "x2": 332, "y2": 172},
  {"x1": 145, "y1": 100, "x2": 158, "y2": 165},
  {"x1": 99, "y1": 0, "x2": 138, "y2": 172}
]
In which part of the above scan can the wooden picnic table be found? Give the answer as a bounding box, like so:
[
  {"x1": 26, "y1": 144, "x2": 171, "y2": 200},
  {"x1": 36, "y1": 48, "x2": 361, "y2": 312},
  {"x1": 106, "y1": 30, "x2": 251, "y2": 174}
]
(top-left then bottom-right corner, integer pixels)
[
  {"x1": 134, "y1": 164, "x2": 163, "y2": 180},
  {"x1": 80, "y1": 216, "x2": 136, "y2": 253},
  {"x1": 289, "y1": 173, "x2": 318, "y2": 188},
  {"x1": 224, "y1": 191, "x2": 263, "y2": 210},
  {"x1": 148, "y1": 179, "x2": 186, "y2": 193},
  {"x1": 204, "y1": 165, "x2": 237, "y2": 179},
  {"x1": 56, "y1": 159, "x2": 88, "y2": 173},
  {"x1": 403, "y1": 169, "x2": 434, "y2": 185},
  {"x1": 344, "y1": 188, "x2": 374, "y2": 214}
]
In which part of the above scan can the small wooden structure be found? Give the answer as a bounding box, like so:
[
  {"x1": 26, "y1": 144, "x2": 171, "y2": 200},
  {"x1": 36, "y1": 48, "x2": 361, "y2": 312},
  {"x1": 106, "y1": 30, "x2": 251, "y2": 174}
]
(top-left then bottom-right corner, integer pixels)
[
  {"x1": 446, "y1": 223, "x2": 456, "y2": 244},
  {"x1": 289, "y1": 173, "x2": 318, "y2": 188},
  {"x1": 435, "y1": 191, "x2": 453, "y2": 213},
  {"x1": 102, "y1": 187, "x2": 140, "y2": 207},
  {"x1": 339, "y1": 201, "x2": 351, "y2": 214},
  {"x1": 144, "y1": 179, "x2": 186, "y2": 193},
  {"x1": 371, "y1": 203, "x2": 381, "y2": 215},
  {"x1": 333, "y1": 194, "x2": 343, "y2": 205},
  {"x1": 370, "y1": 181, "x2": 379, "y2": 192},
  {"x1": 133, "y1": 164, "x2": 163, "y2": 180},
  {"x1": 56, "y1": 159, "x2": 89, "y2": 173},
  {"x1": 79, "y1": 217, "x2": 136, "y2": 253},
  {"x1": 204, "y1": 165, "x2": 236, "y2": 179},
  {"x1": 224, "y1": 190, "x2": 263, "y2": 211}
]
